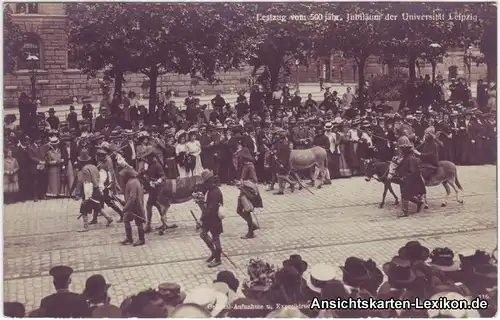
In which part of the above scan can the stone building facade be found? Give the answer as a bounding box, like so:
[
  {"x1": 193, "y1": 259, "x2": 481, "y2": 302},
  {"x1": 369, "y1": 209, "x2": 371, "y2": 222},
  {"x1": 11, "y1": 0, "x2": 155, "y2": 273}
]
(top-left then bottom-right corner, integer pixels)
[{"x1": 4, "y1": 3, "x2": 488, "y2": 108}]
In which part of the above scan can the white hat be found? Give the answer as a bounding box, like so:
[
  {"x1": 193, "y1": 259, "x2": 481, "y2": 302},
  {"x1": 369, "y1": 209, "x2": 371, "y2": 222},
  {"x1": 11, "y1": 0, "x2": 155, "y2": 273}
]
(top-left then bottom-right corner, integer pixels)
[
  {"x1": 324, "y1": 122, "x2": 333, "y2": 130},
  {"x1": 427, "y1": 292, "x2": 480, "y2": 318},
  {"x1": 183, "y1": 286, "x2": 228, "y2": 317},
  {"x1": 174, "y1": 130, "x2": 187, "y2": 141},
  {"x1": 303, "y1": 263, "x2": 337, "y2": 293},
  {"x1": 49, "y1": 136, "x2": 59, "y2": 144},
  {"x1": 333, "y1": 117, "x2": 343, "y2": 124},
  {"x1": 212, "y1": 282, "x2": 236, "y2": 304}
]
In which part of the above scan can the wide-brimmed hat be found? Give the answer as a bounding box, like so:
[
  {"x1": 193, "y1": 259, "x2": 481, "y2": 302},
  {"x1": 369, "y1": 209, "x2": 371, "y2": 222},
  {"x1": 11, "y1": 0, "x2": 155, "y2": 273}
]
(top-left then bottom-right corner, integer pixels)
[
  {"x1": 175, "y1": 130, "x2": 187, "y2": 141},
  {"x1": 200, "y1": 170, "x2": 214, "y2": 183},
  {"x1": 383, "y1": 256, "x2": 416, "y2": 286},
  {"x1": 183, "y1": 286, "x2": 228, "y2": 317},
  {"x1": 83, "y1": 274, "x2": 111, "y2": 298},
  {"x1": 214, "y1": 270, "x2": 240, "y2": 293},
  {"x1": 283, "y1": 254, "x2": 308, "y2": 274},
  {"x1": 427, "y1": 292, "x2": 481, "y2": 318},
  {"x1": 426, "y1": 247, "x2": 460, "y2": 272},
  {"x1": 49, "y1": 136, "x2": 59, "y2": 145},
  {"x1": 48, "y1": 108, "x2": 56, "y2": 114},
  {"x1": 323, "y1": 122, "x2": 333, "y2": 130},
  {"x1": 398, "y1": 241, "x2": 430, "y2": 262},
  {"x1": 361, "y1": 119, "x2": 370, "y2": 127},
  {"x1": 340, "y1": 257, "x2": 370, "y2": 283},
  {"x1": 303, "y1": 263, "x2": 337, "y2": 293},
  {"x1": 158, "y1": 282, "x2": 186, "y2": 306}
]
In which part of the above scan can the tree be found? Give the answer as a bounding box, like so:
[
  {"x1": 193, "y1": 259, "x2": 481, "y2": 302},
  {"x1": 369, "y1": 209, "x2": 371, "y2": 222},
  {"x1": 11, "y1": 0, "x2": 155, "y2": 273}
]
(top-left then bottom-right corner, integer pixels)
[
  {"x1": 3, "y1": 4, "x2": 24, "y2": 74},
  {"x1": 380, "y1": 3, "x2": 457, "y2": 82},
  {"x1": 247, "y1": 3, "x2": 316, "y2": 91},
  {"x1": 314, "y1": 2, "x2": 387, "y2": 109},
  {"x1": 67, "y1": 3, "x2": 135, "y2": 95},
  {"x1": 67, "y1": 3, "x2": 256, "y2": 111}
]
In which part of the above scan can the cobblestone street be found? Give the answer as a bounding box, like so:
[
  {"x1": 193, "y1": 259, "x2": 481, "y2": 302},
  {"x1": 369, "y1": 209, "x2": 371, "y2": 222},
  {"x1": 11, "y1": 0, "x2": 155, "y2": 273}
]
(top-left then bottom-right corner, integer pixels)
[{"x1": 3, "y1": 165, "x2": 497, "y2": 311}]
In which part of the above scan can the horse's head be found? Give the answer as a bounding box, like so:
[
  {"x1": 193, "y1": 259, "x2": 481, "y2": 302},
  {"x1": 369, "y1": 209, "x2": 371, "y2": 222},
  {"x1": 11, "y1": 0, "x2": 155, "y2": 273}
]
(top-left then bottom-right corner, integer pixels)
[{"x1": 364, "y1": 159, "x2": 376, "y2": 182}]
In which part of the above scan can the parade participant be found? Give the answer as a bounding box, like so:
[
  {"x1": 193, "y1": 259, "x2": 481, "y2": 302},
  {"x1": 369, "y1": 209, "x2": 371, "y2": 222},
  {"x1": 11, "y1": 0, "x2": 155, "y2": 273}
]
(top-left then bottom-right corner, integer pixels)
[
  {"x1": 394, "y1": 136, "x2": 424, "y2": 217},
  {"x1": 413, "y1": 126, "x2": 441, "y2": 184},
  {"x1": 88, "y1": 149, "x2": 118, "y2": 225},
  {"x1": 272, "y1": 130, "x2": 292, "y2": 195},
  {"x1": 136, "y1": 131, "x2": 150, "y2": 172},
  {"x1": 314, "y1": 123, "x2": 333, "y2": 182},
  {"x1": 117, "y1": 158, "x2": 146, "y2": 246},
  {"x1": 236, "y1": 179, "x2": 262, "y2": 239},
  {"x1": 174, "y1": 130, "x2": 189, "y2": 178},
  {"x1": 235, "y1": 138, "x2": 258, "y2": 183},
  {"x1": 141, "y1": 146, "x2": 167, "y2": 233},
  {"x1": 194, "y1": 170, "x2": 224, "y2": 267},
  {"x1": 78, "y1": 164, "x2": 102, "y2": 232},
  {"x1": 150, "y1": 125, "x2": 166, "y2": 164},
  {"x1": 38, "y1": 266, "x2": 89, "y2": 317}
]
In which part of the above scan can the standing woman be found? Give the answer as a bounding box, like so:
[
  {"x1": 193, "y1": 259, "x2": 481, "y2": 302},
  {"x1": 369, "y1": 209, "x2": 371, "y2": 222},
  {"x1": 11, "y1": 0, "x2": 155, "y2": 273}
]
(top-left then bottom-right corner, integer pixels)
[
  {"x1": 336, "y1": 122, "x2": 352, "y2": 178},
  {"x1": 60, "y1": 133, "x2": 76, "y2": 198},
  {"x1": 163, "y1": 134, "x2": 178, "y2": 179},
  {"x1": 135, "y1": 132, "x2": 149, "y2": 173},
  {"x1": 186, "y1": 130, "x2": 204, "y2": 176},
  {"x1": 175, "y1": 130, "x2": 188, "y2": 178},
  {"x1": 46, "y1": 136, "x2": 64, "y2": 198},
  {"x1": 4, "y1": 147, "x2": 20, "y2": 204}
]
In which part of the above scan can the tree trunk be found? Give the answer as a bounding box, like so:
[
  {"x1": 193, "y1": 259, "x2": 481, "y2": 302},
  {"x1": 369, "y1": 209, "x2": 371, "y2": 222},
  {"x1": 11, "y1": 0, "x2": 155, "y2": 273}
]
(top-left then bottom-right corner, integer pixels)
[
  {"x1": 114, "y1": 69, "x2": 124, "y2": 95},
  {"x1": 148, "y1": 66, "x2": 158, "y2": 116},
  {"x1": 486, "y1": 58, "x2": 496, "y2": 82},
  {"x1": 408, "y1": 56, "x2": 417, "y2": 82},
  {"x1": 356, "y1": 57, "x2": 367, "y2": 112},
  {"x1": 431, "y1": 60, "x2": 437, "y2": 83}
]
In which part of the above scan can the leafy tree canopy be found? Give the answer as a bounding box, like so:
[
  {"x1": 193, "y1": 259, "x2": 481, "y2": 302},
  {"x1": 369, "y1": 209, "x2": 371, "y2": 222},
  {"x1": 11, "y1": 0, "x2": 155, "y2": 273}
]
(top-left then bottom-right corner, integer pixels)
[{"x1": 3, "y1": 4, "x2": 24, "y2": 74}]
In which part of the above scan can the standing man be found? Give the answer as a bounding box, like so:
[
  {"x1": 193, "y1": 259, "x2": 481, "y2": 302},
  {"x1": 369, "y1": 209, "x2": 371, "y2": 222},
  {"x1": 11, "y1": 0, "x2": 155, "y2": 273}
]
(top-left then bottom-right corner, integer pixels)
[
  {"x1": 117, "y1": 156, "x2": 146, "y2": 246},
  {"x1": 142, "y1": 147, "x2": 167, "y2": 233},
  {"x1": 38, "y1": 266, "x2": 89, "y2": 317},
  {"x1": 28, "y1": 133, "x2": 47, "y2": 202},
  {"x1": 195, "y1": 170, "x2": 224, "y2": 268}
]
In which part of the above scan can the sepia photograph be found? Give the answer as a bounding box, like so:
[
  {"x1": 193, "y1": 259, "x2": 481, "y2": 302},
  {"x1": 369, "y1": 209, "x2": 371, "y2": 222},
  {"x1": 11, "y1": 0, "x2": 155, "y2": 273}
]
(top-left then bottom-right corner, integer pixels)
[{"x1": 2, "y1": 1, "x2": 498, "y2": 317}]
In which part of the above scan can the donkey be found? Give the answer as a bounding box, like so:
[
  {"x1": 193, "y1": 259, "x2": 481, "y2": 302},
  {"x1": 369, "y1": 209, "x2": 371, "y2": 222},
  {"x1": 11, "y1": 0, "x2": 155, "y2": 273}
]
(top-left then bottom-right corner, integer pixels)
[{"x1": 364, "y1": 159, "x2": 464, "y2": 209}]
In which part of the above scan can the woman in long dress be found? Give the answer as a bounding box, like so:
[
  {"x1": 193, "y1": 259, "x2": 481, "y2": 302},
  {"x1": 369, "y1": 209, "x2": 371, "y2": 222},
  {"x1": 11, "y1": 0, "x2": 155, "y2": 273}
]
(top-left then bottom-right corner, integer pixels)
[
  {"x1": 4, "y1": 147, "x2": 20, "y2": 204},
  {"x1": 186, "y1": 131, "x2": 204, "y2": 176},
  {"x1": 60, "y1": 134, "x2": 76, "y2": 197},
  {"x1": 175, "y1": 130, "x2": 189, "y2": 178},
  {"x1": 46, "y1": 136, "x2": 63, "y2": 197},
  {"x1": 337, "y1": 123, "x2": 352, "y2": 178}
]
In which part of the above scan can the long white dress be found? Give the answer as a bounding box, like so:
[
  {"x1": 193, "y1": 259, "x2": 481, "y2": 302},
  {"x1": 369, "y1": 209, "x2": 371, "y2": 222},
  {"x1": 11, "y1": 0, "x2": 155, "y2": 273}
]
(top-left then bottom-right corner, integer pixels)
[
  {"x1": 175, "y1": 143, "x2": 188, "y2": 178},
  {"x1": 186, "y1": 140, "x2": 204, "y2": 176}
]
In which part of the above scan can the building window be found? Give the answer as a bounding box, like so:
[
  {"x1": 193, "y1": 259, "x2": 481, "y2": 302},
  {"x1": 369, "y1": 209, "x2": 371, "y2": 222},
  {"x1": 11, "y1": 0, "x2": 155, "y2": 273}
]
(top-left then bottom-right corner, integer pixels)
[
  {"x1": 17, "y1": 34, "x2": 41, "y2": 70},
  {"x1": 15, "y1": 3, "x2": 38, "y2": 14},
  {"x1": 67, "y1": 48, "x2": 79, "y2": 69}
]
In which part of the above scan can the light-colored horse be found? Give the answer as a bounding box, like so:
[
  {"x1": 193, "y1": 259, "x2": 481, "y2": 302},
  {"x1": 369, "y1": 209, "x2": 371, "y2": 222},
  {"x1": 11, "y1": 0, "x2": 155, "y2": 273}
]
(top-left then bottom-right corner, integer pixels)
[
  {"x1": 368, "y1": 159, "x2": 464, "y2": 208},
  {"x1": 288, "y1": 146, "x2": 328, "y2": 188}
]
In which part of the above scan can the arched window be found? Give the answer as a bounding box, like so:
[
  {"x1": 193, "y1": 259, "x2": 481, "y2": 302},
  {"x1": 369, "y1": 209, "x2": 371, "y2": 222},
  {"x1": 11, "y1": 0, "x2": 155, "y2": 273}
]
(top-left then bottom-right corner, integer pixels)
[
  {"x1": 17, "y1": 34, "x2": 42, "y2": 70},
  {"x1": 15, "y1": 3, "x2": 38, "y2": 14}
]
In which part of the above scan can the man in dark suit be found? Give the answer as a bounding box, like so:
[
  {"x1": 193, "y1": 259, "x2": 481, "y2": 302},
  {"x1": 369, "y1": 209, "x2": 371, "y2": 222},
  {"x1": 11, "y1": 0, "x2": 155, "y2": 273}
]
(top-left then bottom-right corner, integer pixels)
[
  {"x1": 28, "y1": 133, "x2": 48, "y2": 201},
  {"x1": 476, "y1": 79, "x2": 489, "y2": 110},
  {"x1": 121, "y1": 133, "x2": 137, "y2": 168},
  {"x1": 39, "y1": 266, "x2": 89, "y2": 317}
]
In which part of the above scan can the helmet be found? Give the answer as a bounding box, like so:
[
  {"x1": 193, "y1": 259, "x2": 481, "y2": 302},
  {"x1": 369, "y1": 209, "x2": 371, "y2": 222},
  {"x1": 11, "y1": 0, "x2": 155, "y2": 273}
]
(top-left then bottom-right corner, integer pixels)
[{"x1": 397, "y1": 136, "x2": 412, "y2": 148}]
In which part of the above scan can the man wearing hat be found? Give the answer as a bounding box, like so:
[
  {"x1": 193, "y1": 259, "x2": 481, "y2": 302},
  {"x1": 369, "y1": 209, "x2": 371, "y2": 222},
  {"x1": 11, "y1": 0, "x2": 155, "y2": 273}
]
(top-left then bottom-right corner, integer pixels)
[
  {"x1": 38, "y1": 266, "x2": 89, "y2": 317},
  {"x1": 393, "y1": 136, "x2": 424, "y2": 216},
  {"x1": 118, "y1": 163, "x2": 146, "y2": 246},
  {"x1": 291, "y1": 117, "x2": 311, "y2": 150},
  {"x1": 83, "y1": 274, "x2": 113, "y2": 313},
  {"x1": 195, "y1": 170, "x2": 224, "y2": 267},
  {"x1": 28, "y1": 132, "x2": 48, "y2": 202},
  {"x1": 46, "y1": 108, "x2": 60, "y2": 130},
  {"x1": 141, "y1": 146, "x2": 168, "y2": 233}
]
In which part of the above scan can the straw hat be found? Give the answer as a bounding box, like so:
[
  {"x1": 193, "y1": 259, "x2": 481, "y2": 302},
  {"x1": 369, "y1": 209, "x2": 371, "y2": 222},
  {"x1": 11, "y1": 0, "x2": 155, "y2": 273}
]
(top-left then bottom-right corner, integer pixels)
[{"x1": 183, "y1": 286, "x2": 228, "y2": 317}]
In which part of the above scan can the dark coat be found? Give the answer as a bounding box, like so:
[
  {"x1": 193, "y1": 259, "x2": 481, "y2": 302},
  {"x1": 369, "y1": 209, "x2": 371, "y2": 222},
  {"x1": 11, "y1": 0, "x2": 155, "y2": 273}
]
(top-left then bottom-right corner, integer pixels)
[
  {"x1": 200, "y1": 185, "x2": 223, "y2": 235},
  {"x1": 396, "y1": 153, "x2": 424, "y2": 199},
  {"x1": 28, "y1": 143, "x2": 47, "y2": 173},
  {"x1": 39, "y1": 291, "x2": 89, "y2": 318},
  {"x1": 60, "y1": 142, "x2": 78, "y2": 166}
]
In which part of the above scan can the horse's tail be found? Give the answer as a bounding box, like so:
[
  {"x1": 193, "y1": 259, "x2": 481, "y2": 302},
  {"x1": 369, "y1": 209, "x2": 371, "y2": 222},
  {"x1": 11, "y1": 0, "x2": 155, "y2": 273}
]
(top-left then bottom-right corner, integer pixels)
[{"x1": 455, "y1": 174, "x2": 463, "y2": 191}]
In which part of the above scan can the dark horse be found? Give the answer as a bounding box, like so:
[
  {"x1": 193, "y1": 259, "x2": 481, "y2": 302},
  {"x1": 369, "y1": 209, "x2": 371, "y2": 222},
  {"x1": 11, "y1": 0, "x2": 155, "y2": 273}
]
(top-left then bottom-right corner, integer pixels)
[{"x1": 364, "y1": 159, "x2": 464, "y2": 209}]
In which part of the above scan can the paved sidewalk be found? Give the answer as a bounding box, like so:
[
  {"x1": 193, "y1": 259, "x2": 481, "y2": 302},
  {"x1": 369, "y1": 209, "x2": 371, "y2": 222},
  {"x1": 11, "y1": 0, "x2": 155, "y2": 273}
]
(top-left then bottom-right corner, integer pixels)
[{"x1": 3, "y1": 165, "x2": 496, "y2": 310}]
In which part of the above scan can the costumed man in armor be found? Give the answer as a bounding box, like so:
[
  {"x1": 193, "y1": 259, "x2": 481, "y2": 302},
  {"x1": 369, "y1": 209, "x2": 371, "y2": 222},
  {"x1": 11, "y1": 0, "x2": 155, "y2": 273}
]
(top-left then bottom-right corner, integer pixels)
[
  {"x1": 413, "y1": 126, "x2": 441, "y2": 184},
  {"x1": 393, "y1": 136, "x2": 425, "y2": 217},
  {"x1": 92, "y1": 148, "x2": 123, "y2": 224},
  {"x1": 117, "y1": 155, "x2": 146, "y2": 246},
  {"x1": 141, "y1": 146, "x2": 167, "y2": 233},
  {"x1": 77, "y1": 164, "x2": 102, "y2": 232},
  {"x1": 194, "y1": 170, "x2": 224, "y2": 268}
]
